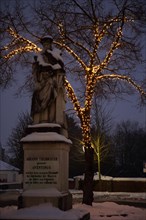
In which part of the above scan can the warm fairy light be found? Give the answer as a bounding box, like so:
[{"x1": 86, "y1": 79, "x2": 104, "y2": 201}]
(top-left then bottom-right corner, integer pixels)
[
  {"x1": 2, "y1": 18, "x2": 145, "y2": 149},
  {"x1": 58, "y1": 22, "x2": 64, "y2": 36},
  {"x1": 2, "y1": 27, "x2": 41, "y2": 59},
  {"x1": 63, "y1": 17, "x2": 145, "y2": 147},
  {"x1": 95, "y1": 74, "x2": 146, "y2": 97},
  {"x1": 57, "y1": 22, "x2": 87, "y2": 69},
  {"x1": 64, "y1": 77, "x2": 92, "y2": 147},
  {"x1": 100, "y1": 27, "x2": 122, "y2": 70},
  {"x1": 64, "y1": 78, "x2": 82, "y2": 116},
  {"x1": 55, "y1": 41, "x2": 87, "y2": 70},
  {"x1": 58, "y1": 22, "x2": 66, "y2": 44},
  {"x1": 8, "y1": 28, "x2": 41, "y2": 52},
  {"x1": 4, "y1": 45, "x2": 41, "y2": 59},
  {"x1": 93, "y1": 66, "x2": 99, "y2": 73}
]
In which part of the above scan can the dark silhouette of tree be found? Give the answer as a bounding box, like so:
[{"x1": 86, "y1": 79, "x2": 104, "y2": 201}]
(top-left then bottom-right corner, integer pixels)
[
  {"x1": 67, "y1": 116, "x2": 85, "y2": 177},
  {"x1": 113, "y1": 121, "x2": 146, "y2": 177},
  {"x1": 0, "y1": 143, "x2": 10, "y2": 163},
  {"x1": 91, "y1": 98, "x2": 113, "y2": 179},
  {"x1": 7, "y1": 112, "x2": 32, "y2": 172}
]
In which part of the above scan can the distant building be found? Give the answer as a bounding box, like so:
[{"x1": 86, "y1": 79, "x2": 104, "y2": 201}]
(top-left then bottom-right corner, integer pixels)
[{"x1": 0, "y1": 160, "x2": 20, "y2": 183}]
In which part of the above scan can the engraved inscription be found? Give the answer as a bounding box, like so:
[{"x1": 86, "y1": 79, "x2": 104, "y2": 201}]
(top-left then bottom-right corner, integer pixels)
[{"x1": 25, "y1": 156, "x2": 59, "y2": 186}]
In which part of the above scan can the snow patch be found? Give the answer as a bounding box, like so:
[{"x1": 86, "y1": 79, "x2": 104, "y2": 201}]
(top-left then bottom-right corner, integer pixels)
[
  {"x1": 74, "y1": 173, "x2": 146, "y2": 181},
  {"x1": 74, "y1": 202, "x2": 146, "y2": 220},
  {"x1": 28, "y1": 123, "x2": 61, "y2": 128},
  {"x1": 114, "y1": 177, "x2": 146, "y2": 182},
  {"x1": 1, "y1": 201, "x2": 146, "y2": 220},
  {"x1": 36, "y1": 48, "x2": 63, "y2": 69},
  {"x1": 21, "y1": 132, "x2": 72, "y2": 144},
  {"x1": 0, "y1": 160, "x2": 19, "y2": 171},
  {"x1": 37, "y1": 53, "x2": 49, "y2": 66},
  {"x1": 0, "y1": 203, "x2": 87, "y2": 220},
  {"x1": 49, "y1": 48, "x2": 63, "y2": 62}
]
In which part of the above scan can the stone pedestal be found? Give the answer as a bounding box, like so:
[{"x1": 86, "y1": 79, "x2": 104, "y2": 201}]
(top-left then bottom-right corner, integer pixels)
[{"x1": 20, "y1": 123, "x2": 72, "y2": 211}]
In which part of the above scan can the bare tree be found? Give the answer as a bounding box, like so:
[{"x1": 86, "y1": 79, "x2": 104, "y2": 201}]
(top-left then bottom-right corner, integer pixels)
[
  {"x1": 7, "y1": 112, "x2": 32, "y2": 172},
  {"x1": 113, "y1": 121, "x2": 146, "y2": 176},
  {"x1": 1, "y1": 0, "x2": 146, "y2": 205},
  {"x1": 91, "y1": 98, "x2": 112, "y2": 181}
]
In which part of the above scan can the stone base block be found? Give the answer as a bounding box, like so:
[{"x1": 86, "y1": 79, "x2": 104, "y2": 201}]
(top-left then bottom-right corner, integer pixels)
[
  {"x1": 18, "y1": 190, "x2": 72, "y2": 211},
  {"x1": 58, "y1": 192, "x2": 72, "y2": 210}
]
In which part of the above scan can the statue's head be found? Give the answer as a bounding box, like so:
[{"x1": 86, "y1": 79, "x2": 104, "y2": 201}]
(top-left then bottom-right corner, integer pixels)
[{"x1": 40, "y1": 35, "x2": 53, "y2": 50}]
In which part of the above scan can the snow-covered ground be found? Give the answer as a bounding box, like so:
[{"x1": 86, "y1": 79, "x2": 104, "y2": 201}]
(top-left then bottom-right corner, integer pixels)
[
  {"x1": 0, "y1": 201, "x2": 146, "y2": 220},
  {"x1": 0, "y1": 190, "x2": 146, "y2": 220},
  {"x1": 74, "y1": 172, "x2": 146, "y2": 181},
  {"x1": 72, "y1": 190, "x2": 146, "y2": 202},
  {"x1": 75, "y1": 201, "x2": 146, "y2": 220}
]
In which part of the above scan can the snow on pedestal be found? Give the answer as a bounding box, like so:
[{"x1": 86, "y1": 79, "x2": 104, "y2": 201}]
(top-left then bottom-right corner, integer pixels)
[{"x1": 21, "y1": 131, "x2": 71, "y2": 144}]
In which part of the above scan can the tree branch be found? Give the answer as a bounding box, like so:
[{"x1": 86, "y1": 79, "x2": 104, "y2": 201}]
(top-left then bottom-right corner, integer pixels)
[
  {"x1": 64, "y1": 77, "x2": 83, "y2": 118},
  {"x1": 2, "y1": 27, "x2": 41, "y2": 59},
  {"x1": 96, "y1": 74, "x2": 146, "y2": 99},
  {"x1": 63, "y1": 34, "x2": 91, "y2": 56},
  {"x1": 72, "y1": 0, "x2": 94, "y2": 22},
  {"x1": 55, "y1": 41, "x2": 87, "y2": 70}
]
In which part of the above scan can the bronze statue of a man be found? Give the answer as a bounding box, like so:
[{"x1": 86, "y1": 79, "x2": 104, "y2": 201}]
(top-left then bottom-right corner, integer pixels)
[{"x1": 31, "y1": 36, "x2": 66, "y2": 127}]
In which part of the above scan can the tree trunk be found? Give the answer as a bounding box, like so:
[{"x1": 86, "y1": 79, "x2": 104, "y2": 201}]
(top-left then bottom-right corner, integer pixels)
[
  {"x1": 97, "y1": 142, "x2": 101, "y2": 181},
  {"x1": 82, "y1": 146, "x2": 94, "y2": 205}
]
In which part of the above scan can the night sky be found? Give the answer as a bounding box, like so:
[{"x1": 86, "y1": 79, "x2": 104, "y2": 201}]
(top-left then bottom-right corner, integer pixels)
[{"x1": 0, "y1": 0, "x2": 146, "y2": 148}]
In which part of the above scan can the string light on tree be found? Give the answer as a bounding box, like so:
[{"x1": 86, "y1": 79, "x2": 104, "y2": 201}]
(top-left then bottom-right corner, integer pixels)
[
  {"x1": 2, "y1": 27, "x2": 41, "y2": 59},
  {"x1": 2, "y1": 14, "x2": 146, "y2": 149}
]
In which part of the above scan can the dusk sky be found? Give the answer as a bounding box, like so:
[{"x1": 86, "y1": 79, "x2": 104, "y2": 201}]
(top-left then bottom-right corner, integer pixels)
[{"x1": 0, "y1": 82, "x2": 146, "y2": 147}]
